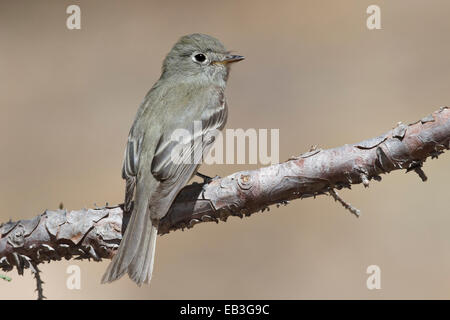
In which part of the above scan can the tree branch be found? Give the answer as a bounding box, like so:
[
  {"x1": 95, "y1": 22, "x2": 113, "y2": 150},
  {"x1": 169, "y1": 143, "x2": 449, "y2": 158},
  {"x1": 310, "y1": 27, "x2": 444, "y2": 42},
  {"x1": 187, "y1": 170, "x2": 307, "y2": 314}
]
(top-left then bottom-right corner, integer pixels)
[{"x1": 1, "y1": 107, "x2": 449, "y2": 275}]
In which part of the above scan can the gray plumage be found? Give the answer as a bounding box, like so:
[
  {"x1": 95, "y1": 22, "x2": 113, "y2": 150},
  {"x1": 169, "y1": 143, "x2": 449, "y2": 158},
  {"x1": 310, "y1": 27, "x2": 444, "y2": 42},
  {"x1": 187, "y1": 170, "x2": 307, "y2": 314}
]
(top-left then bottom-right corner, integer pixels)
[{"x1": 101, "y1": 33, "x2": 243, "y2": 285}]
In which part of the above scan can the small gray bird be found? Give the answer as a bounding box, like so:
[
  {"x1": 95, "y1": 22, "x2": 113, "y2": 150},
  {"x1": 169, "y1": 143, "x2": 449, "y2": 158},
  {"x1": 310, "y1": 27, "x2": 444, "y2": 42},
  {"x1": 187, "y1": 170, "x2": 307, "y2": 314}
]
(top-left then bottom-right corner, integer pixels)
[{"x1": 102, "y1": 34, "x2": 244, "y2": 285}]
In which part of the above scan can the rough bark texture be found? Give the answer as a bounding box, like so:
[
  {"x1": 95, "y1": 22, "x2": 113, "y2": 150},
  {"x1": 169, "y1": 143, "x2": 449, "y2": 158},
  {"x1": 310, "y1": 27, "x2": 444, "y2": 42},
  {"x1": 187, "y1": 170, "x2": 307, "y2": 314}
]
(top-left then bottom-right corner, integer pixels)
[{"x1": 1, "y1": 107, "x2": 449, "y2": 274}]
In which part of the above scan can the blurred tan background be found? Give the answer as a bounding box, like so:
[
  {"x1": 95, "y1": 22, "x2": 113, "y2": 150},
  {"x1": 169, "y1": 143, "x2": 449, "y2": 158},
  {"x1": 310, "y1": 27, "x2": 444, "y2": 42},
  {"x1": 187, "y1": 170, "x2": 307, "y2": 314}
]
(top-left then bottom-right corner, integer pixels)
[{"x1": 1, "y1": 0, "x2": 450, "y2": 299}]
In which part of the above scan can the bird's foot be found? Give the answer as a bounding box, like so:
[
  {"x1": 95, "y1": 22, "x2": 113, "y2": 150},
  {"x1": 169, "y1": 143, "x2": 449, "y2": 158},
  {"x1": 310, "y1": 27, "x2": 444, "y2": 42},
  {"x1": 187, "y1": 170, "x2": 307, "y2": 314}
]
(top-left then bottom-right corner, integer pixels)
[{"x1": 196, "y1": 172, "x2": 220, "y2": 184}]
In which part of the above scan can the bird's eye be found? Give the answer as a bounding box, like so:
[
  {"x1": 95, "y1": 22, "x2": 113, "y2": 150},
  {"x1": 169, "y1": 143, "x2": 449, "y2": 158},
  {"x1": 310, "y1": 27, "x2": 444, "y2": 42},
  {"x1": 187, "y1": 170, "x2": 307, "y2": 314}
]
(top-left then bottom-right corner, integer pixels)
[{"x1": 193, "y1": 53, "x2": 207, "y2": 63}]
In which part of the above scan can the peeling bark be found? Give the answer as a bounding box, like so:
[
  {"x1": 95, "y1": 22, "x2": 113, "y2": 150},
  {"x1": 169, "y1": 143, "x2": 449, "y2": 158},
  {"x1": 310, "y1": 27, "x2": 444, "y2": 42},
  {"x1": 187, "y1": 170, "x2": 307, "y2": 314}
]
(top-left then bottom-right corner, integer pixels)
[{"x1": 1, "y1": 107, "x2": 449, "y2": 274}]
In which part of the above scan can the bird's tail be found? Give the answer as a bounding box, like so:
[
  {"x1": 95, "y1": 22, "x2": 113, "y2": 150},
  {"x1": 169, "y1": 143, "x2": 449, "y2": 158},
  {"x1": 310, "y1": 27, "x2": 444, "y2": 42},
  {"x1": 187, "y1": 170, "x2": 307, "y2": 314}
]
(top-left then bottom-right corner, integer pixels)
[{"x1": 101, "y1": 189, "x2": 158, "y2": 286}]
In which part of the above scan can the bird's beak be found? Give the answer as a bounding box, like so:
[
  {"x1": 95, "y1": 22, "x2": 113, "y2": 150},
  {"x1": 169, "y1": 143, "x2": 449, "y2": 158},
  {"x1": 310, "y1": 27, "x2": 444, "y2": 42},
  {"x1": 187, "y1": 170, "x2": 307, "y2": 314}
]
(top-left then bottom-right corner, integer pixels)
[
  {"x1": 224, "y1": 54, "x2": 245, "y2": 63},
  {"x1": 215, "y1": 54, "x2": 245, "y2": 65}
]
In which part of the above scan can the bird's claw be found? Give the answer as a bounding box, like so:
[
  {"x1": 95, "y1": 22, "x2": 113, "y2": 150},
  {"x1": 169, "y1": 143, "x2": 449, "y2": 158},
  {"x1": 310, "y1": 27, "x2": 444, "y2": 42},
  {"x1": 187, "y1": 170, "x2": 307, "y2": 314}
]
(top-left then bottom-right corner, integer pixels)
[{"x1": 196, "y1": 172, "x2": 220, "y2": 184}]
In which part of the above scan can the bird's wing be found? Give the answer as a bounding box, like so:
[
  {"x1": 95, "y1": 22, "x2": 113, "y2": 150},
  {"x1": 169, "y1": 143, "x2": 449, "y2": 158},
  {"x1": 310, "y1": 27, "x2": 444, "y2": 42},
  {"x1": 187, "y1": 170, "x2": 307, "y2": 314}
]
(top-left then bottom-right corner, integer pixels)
[
  {"x1": 122, "y1": 134, "x2": 143, "y2": 179},
  {"x1": 121, "y1": 83, "x2": 162, "y2": 211},
  {"x1": 121, "y1": 134, "x2": 144, "y2": 211},
  {"x1": 151, "y1": 98, "x2": 227, "y2": 190}
]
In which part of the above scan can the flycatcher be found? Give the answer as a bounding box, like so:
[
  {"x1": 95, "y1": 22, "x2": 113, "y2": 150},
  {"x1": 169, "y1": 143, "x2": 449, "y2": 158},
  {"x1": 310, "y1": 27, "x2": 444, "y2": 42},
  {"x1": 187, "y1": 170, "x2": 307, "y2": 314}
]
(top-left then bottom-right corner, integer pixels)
[{"x1": 102, "y1": 33, "x2": 244, "y2": 285}]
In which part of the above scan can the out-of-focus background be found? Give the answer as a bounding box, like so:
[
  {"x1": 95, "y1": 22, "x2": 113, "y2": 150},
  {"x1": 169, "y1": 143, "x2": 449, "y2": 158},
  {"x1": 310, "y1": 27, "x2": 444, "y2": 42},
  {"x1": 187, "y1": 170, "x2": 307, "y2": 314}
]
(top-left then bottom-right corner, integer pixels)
[{"x1": 1, "y1": 0, "x2": 449, "y2": 299}]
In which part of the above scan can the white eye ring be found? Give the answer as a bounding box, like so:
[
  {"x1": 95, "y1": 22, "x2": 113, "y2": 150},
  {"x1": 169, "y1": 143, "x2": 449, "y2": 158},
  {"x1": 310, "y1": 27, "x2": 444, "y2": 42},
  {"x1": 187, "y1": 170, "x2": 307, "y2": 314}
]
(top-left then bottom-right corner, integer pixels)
[{"x1": 192, "y1": 53, "x2": 208, "y2": 64}]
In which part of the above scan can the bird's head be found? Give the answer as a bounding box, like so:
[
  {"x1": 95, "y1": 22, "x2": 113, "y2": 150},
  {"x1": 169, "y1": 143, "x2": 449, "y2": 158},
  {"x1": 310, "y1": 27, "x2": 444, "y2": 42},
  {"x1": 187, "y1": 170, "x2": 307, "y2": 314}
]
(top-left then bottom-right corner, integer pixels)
[{"x1": 162, "y1": 33, "x2": 244, "y2": 84}]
